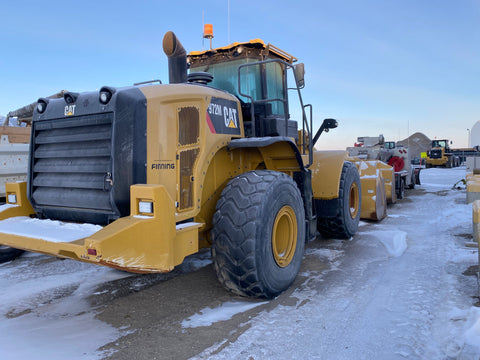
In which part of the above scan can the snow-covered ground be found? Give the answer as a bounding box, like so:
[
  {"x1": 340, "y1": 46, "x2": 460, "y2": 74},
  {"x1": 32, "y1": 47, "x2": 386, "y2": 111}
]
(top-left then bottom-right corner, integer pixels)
[
  {"x1": 190, "y1": 167, "x2": 480, "y2": 359},
  {"x1": 0, "y1": 167, "x2": 479, "y2": 359}
]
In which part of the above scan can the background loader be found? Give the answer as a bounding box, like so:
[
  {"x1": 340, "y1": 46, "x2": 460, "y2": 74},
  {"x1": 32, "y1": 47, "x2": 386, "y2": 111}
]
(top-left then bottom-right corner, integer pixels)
[
  {"x1": 426, "y1": 139, "x2": 460, "y2": 168},
  {"x1": 0, "y1": 29, "x2": 375, "y2": 299}
]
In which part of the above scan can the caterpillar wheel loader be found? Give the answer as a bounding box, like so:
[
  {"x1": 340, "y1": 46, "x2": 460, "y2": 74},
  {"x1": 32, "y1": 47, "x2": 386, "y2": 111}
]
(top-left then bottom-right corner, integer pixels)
[
  {"x1": 0, "y1": 30, "x2": 363, "y2": 299},
  {"x1": 425, "y1": 139, "x2": 459, "y2": 168}
]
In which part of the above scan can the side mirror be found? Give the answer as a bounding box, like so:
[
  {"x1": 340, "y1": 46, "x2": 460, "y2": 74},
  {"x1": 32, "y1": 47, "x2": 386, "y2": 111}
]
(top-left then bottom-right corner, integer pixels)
[
  {"x1": 312, "y1": 118, "x2": 338, "y2": 147},
  {"x1": 323, "y1": 118, "x2": 338, "y2": 129},
  {"x1": 294, "y1": 63, "x2": 305, "y2": 89}
]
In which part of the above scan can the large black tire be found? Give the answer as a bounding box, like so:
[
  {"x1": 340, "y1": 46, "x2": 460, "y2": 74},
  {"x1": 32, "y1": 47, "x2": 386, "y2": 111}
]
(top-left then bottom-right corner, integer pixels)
[
  {"x1": 212, "y1": 170, "x2": 305, "y2": 299},
  {"x1": 415, "y1": 169, "x2": 421, "y2": 185},
  {"x1": 397, "y1": 178, "x2": 405, "y2": 199},
  {"x1": 0, "y1": 246, "x2": 24, "y2": 263},
  {"x1": 446, "y1": 156, "x2": 453, "y2": 168},
  {"x1": 317, "y1": 162, "x2": 361, "y2": 239},
  {"x1": 408, "y1": 170, "x2": 415, "y2": 189}
]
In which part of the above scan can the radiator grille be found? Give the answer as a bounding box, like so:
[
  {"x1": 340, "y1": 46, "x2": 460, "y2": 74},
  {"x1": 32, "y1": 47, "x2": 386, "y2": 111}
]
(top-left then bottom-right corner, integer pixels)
[
  {"x1": 31, "y1": 113, "x2": 113, "y2": 211},
  {"x1": 178, "y1": 106, "x2": 199, "y2": 146},
  {"x1": 179, "y1": 148, "x2": 199, "y2": 210},
  {"x1": 430, "y1": 149, "x2": 442, "y2": 159}
]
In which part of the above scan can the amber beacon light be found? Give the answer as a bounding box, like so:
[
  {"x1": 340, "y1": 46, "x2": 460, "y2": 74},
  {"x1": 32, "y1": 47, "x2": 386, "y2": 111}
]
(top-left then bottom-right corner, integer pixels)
[{"x1": 203, "y1": 24, "x2": 214, "y2": 48}]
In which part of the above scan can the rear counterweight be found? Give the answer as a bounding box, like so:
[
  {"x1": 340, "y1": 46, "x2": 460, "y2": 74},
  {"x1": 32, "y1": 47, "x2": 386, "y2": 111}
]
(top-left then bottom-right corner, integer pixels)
[{"x1": 28, "y1": 87, "x2": 147, "y2": 225}]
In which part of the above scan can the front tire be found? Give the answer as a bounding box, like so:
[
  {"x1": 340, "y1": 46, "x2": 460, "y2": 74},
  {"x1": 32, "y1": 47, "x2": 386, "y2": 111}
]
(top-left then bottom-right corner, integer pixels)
[
  {"x1": 317, "y1": 161, "x2": 361, "y2": 239},
  {"x1": 212, "y1": 170, "x2": 305, "y2": 299}
]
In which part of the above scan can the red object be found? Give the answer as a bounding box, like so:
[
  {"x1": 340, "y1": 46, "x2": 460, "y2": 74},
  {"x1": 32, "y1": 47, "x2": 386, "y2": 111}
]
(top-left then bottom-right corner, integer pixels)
[
  {"x1": 87, "y1": 248, "x2": 97, "y2": 256},
  {"x1": 388, "y1": 156, "x2": 405, "y2": 172}
]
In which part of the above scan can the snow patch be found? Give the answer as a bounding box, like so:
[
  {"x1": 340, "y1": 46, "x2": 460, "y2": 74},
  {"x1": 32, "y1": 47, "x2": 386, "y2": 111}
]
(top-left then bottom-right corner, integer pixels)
[
  {"x1": 0, "y1": 203, "x2": 17, "y2": 212},
  {"x1": 363, "y1": 230, "x2": 408, "y2": 257},
  {"x1": 465, "y1": 307, "x2": 480, "y2": 348},
  {"x1": 0, "y1": 216, "x2": 102, "y2": 242},
  {"x1": 0, "y1": 257, "x2": 131, "y2": 360},
  {"x1": 182, "y1": 300, "x2": 267, "y2": 328},
  {"x1": 305, "y1": 247, "x2": 344, "y2": 261},
  {"x1": 0, "y1": 311, "x2": 122, "y2": 360}
]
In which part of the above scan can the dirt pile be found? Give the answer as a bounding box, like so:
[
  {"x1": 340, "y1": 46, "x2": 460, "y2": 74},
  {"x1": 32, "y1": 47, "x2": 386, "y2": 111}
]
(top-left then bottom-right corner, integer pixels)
[{"x1": 396, "y1": 132, "x2": 431, "y2": 159}]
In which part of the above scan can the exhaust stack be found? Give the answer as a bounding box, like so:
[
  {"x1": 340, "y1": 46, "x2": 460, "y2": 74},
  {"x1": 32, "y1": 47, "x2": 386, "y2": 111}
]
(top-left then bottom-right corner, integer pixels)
[{"x1": 162, "y1": 31, "x2": 187, "y2": 84}]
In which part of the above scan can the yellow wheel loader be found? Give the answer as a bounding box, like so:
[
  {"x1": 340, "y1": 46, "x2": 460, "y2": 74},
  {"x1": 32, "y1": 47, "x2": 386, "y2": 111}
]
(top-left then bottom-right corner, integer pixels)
[
  {"x1": 0, "y1": 31, "x2": 362, "y2": 299},
  {"x1": 425, "y1": 139, "x2": 459, "y2": 168}
]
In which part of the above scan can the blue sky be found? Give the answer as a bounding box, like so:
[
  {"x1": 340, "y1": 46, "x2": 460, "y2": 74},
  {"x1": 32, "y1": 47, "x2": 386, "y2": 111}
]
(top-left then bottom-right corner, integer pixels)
[{"x1": 1, "y1": 0, "x2": 479, "y2": 149}]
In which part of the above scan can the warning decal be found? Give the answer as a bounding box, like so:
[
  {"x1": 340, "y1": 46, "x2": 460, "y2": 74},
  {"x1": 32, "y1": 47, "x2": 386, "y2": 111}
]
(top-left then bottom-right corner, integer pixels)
[{"x1": 206, "y1": 97, "x2": 241, "y2": 135}]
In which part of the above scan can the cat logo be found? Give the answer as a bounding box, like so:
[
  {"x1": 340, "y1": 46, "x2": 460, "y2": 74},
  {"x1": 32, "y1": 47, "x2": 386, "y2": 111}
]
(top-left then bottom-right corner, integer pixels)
[
  {"x1": 224, "y1": 106, "x2": 238, "y2": 129},
  {"x1": 64, "y1": 105, "x2": 76, "y2": 116},
  {"x1": 206, "y1": 97, "x2": 241, "y2": 135}
]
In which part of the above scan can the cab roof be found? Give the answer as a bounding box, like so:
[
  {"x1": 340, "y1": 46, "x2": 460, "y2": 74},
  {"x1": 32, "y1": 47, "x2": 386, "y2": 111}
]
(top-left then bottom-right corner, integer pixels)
[{"x1": 188, "y1": 39, "x2": 298, "y2": 66}]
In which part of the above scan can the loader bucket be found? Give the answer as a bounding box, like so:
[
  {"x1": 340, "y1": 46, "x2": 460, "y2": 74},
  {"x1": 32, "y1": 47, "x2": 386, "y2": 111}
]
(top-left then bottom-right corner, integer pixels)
[{"x1": 354, "y1": 160, "x2": 388, "y2": 221}]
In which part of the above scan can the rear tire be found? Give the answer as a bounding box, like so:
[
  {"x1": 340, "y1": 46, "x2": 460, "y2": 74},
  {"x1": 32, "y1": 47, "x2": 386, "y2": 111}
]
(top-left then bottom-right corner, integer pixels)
[
  {"x1": 397, "y1": 178, "x2": 405, "y2": 199},
  {"x1": 317, "y1": 162, "x2": 361, "y2": 239},
  {"x1": 408, "y1": 170, "x2": 415, "y2": 189},
  {"x1": 212, "y1": 170, "x2": 305, "y2": 299},
  {"x1": 0, "y1": 246, "x2": 24, "y2": 263},
  {"x1": 415, "y1": 170, "x2": 421, "y2": 185}
]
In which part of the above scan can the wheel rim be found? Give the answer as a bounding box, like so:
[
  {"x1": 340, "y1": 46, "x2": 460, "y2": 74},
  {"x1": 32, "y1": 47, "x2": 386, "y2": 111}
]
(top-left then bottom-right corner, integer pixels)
[
  {"x1": 349, "y1": 182, "x2": 359, "y2": 219},
  {"x1": 272, "y1": 205, "x2": 297, "y2": 268}
]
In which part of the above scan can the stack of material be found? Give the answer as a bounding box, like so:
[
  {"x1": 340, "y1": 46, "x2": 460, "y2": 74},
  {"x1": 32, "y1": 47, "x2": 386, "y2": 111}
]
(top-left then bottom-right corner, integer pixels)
[{"x1": 396, "y1": 132, "x2": 431, "y2": 160}]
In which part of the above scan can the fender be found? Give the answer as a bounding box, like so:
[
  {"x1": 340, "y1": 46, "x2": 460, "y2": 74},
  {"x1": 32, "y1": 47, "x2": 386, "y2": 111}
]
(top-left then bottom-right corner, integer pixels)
[
  {"x1": 310, "y1": 150, "x2": 348, "y2": 200},
  {"x1": 228, "y1": 136, "x2": 305, "y2": 172}
]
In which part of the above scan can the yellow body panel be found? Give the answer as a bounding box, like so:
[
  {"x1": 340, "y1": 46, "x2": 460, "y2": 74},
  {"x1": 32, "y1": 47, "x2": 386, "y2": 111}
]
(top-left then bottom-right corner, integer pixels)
[
  {"x1": 310, "y1": 150, "x2": 347, "y2": 200},
  {"x1": 426, "y1": 158, "x2": 447, "y2": 166},
  {"x1": 1, "y1": 182, "x2": 34, "y2": 220},
  {"x1": 467, "y1": 175, "x2": 480, "y2": 204},
  {"x1": 139, "y1": 84, "x2": 244, "y2": 224},
  {"x1": 356, "y1": 160, "x2": 396, "y2": 204},
  {"x1": 138, "y1": 84, "x2": 303, "y2": 245},
  {"x1": 353, "y1": 160, "x2": 389, "y2": 221}
]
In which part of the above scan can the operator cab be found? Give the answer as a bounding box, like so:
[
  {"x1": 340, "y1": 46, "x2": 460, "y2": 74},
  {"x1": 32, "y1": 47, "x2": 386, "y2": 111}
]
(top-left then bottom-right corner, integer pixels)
[
  {"x1": 188, "y1": 39, "x2": 305, "y2": 140},
  {"x1": 384, "y1": 141, "x2": 396, "y2": 149},
  {"x1": 431, "y1": 139, "x2": 450, "y2": 149}
]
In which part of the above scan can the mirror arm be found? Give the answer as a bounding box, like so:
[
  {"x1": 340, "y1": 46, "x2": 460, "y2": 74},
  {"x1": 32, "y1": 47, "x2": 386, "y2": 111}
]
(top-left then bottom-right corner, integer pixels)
[{"x1": 312, "y1": 118, "x2": 338, "y2": 147}]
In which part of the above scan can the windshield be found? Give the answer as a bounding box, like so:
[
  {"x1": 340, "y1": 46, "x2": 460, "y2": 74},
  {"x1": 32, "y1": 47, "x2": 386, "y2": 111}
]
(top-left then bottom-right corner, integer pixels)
[
  {"x1": 432, "y1": 140, "x2": 448, "y2": 148},
  {"x1": 190, "y1": 58, "x2": 286, "y2": 116}
]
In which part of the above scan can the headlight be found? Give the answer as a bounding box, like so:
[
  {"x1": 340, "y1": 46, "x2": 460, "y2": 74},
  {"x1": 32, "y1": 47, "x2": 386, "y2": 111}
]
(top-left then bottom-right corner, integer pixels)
[
  {"x1": 36, "y1": 98, "x2": 48, "y2": 114},
  {"x1": 7, "y1": 194, "x2": 17, "y2": 204},
  {"x1": 99, "y1": 86, "x2": 115, "y2": 105},
  {"x1": 139, "y1": 201, "x2": 153, "y2": 214}
]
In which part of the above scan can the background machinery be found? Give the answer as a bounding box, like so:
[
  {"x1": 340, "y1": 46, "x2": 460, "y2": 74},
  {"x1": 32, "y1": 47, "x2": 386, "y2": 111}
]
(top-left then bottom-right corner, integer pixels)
[
  {"x1": 0, "y1": 30, "x2": 377, "y2": 299},
  {"x1": 347, "y1": 134, "x2": 422, "y2": 201},
  {"x1": 0, "y1": 91, "x2": 67, "y2": 199},
  {"x1": 426, "y1": 139, "x2": 460, "y2": 168}
]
